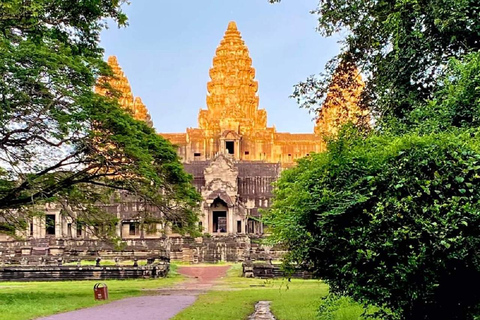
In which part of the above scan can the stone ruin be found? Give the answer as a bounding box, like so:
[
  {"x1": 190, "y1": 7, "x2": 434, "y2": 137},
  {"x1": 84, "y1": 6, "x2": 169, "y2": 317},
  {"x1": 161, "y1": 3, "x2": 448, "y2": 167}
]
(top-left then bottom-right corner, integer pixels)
[{"x1": 0, "y1": 234, "x2": 286, "y2": 281}]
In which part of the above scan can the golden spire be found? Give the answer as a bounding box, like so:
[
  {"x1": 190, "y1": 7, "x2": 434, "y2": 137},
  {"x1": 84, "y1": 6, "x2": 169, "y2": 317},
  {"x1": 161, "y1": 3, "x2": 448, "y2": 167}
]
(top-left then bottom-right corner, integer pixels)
[
  {"x1": 199, "y1": 21, "x2": 266, "y2": 133},
  {"x1": 315, "y1": 58, "x2": 367, "y2": 138},
  {"x1": 133, "y1": 97, "x2": 153, "y2": 128},
  {"x1": 96, "y1": 56, "x2": 153, "y2": 127}
]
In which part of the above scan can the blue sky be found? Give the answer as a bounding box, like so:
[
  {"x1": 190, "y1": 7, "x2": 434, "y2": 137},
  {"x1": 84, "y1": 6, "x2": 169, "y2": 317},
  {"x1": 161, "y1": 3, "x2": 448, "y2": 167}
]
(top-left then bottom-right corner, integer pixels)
[{"x1": 100, "y1": 0, "x2": 341, "y2": 133}]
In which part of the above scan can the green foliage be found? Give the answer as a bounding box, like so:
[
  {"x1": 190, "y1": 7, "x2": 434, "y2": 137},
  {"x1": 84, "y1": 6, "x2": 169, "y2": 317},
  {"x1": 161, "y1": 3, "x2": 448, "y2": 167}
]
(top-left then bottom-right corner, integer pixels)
[
  {"x1": 406, "y1": 51, "x2": 480, "y2": 134},
  {"x1": 267, "y1": 2, "x2": 480, "y2": 318},
  {"x1": 266, "y1": 127, "x2": 480, "y2": 319},
  {"x1": 270, "y1": 0, "x2": 480, "y2": 128},
  {"x1": 0, "y1": 0, "x2": 200, "y2": 233},
  {"x1": 318, "y1": 294, "x2": 378, "y2": 320}
]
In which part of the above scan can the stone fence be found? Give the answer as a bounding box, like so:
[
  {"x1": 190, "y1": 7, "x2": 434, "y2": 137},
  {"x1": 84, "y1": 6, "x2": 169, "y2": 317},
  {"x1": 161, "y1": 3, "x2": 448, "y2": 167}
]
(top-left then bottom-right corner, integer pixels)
[
  {"x1": 0, "y1": 235, "x2": 287, "y2": 266},
  {"x1": 0, "y1": 262, "x2": 169, "y2": 281},
  {"x1": 0, "y1": 238, "x2": 170, "y2": 265},
  {"x1": 243, "y1": 261, "x2": 313, "y2": 279}
]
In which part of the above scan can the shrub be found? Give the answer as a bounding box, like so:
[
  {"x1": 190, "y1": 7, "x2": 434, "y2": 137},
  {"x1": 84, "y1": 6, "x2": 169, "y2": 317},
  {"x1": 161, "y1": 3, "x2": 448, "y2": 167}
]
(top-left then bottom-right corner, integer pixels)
[{"x1": 266, "y1": 128, "x2": 480, "y2": 319}]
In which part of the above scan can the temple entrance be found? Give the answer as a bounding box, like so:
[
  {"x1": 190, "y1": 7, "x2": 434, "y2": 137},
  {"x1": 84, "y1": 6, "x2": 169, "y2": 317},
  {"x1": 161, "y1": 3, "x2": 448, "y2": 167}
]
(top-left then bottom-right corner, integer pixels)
[
  {"x1": 213, "y1": 211, "x2": 227, "y2": 233},
  {"x1": 225, "y1": 141, "x2": 234, "y2": 155}
]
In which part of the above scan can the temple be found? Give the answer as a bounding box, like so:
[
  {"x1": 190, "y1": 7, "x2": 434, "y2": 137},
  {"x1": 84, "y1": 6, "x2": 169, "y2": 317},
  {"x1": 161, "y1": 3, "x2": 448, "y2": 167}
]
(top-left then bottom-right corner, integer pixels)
[
  {"x1": 161, "y1": 21, "x2": 324, "y2": 165},
  {"x1": 95, "y1": 56, "x2": 154, "y2": 127},
  {"x1": 1, "y1": 21, "x2": 365, "y2": 243},
  {"x1": 95, "y1": 21, "x2": 365, "y2": 236}
]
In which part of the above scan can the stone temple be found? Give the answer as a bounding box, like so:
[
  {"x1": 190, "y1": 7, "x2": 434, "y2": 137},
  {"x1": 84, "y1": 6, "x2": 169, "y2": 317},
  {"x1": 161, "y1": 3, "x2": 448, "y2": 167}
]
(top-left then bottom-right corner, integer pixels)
[
  {"x1": 94, "y1": 21, "x2": 365, "y2": 237},
  {"x1": 0, "y1": 22, "x2": 364, "y2": 260}
]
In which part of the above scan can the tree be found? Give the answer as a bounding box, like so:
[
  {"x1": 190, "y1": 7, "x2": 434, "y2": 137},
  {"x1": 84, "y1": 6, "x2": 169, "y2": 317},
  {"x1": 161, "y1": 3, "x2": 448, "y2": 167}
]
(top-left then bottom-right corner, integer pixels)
[
  {"x1": 270, "y1": 0, "x2": 480, "y2": 126},
  {"x1": 265, "y1": 126, "x2": 480, "y2": 320},
  {"x1": 0, "y1": 0, "x2": 200, "y2": 234},
  {"x1": 266, "y1": 1, "x2": 480, "y2": 318}
]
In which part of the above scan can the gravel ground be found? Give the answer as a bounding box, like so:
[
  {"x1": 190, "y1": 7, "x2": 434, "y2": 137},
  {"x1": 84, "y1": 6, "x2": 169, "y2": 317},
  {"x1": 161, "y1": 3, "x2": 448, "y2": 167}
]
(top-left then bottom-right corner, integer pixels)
[{"x1": 36, "y1": 265, "x2": 231, "y2": 320}]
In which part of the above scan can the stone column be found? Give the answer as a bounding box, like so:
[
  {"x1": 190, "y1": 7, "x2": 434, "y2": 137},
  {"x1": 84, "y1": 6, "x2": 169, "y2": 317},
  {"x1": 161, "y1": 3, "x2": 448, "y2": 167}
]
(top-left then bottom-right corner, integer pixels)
[{"x1": 227, "y1": 207, "x2": 234, "y2": 235}]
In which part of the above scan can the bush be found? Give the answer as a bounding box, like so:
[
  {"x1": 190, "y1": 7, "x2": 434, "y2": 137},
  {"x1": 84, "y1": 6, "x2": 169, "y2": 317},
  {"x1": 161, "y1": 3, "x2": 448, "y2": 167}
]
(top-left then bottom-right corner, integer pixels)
[
  {"x1": 318, "y1": 294, "x2": 377, "y2": 320},
  {"x1": 266, "y1": 128, "x2": 480, "y2": 319}
]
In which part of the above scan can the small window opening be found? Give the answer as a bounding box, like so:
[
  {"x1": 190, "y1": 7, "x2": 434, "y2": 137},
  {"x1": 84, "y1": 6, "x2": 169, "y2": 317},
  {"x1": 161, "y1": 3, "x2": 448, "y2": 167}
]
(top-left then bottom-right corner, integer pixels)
[
  {"x1": 129, "y1": 223, "x2": 137, "y2": 236},
  {"x1": 30, "y1": 222, "x2": 34, "y2": 236},
  {"x1": 45, "y1": 215, "x2": 56, "y2": 235},
  {"x1": 237, "y1": 221, "x2": 242, "y2": 233},
  {"x1": 194, "y1": 152, "x2": 201, "y2": 157},
  {"x1": 244, "y1": 151, "x2": 250, "y2": 155},
  {"x1": 226, "y1": 141, "x2": 234, "y2": 154},
  {"x1": 67, "y1": 223, "x2": 72, "y2": 237},
  {"x1": 76, "y1": 223, "x2": 83, "y2": 237}
]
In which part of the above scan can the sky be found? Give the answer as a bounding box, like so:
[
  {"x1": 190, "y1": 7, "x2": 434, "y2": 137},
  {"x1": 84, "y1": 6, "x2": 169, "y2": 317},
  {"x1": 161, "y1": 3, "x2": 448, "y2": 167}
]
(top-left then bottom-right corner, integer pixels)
[{"x1": 100, "y1": 0, "x2": 342, "y2": 133}]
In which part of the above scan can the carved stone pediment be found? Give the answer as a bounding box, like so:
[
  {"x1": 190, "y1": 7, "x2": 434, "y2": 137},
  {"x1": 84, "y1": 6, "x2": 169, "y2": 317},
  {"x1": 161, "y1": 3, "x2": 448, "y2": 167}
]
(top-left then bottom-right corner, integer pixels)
[
  {"x1": 202, "y1": 154, "x2": 238, "y2": 201},
  {"x1": 221, "y1": 130, "x2": 241, "y2": 140},
  {"x1": 206, "y1": 191, "x2": 234, "y2": 207}
]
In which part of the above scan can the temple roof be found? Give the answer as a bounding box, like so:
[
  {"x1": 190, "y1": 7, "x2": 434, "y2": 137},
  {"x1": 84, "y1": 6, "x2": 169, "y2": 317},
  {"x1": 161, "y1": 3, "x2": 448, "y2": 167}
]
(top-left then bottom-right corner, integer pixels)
[
  {"x1": 198, "y1": 21, "x2": 266, "y2": 133},
  {"x1": 227, "y1": 21, "x2": 237, "y2": 30},
  {"x1": 96, "y1": 56, "x2": 153, "y2": 127}
]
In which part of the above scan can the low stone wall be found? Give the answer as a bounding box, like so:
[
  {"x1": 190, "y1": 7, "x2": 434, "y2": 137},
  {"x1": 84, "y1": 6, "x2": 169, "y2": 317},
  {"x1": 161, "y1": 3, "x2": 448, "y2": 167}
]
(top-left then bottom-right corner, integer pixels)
[
  {"x1": 169, "y1": 235, "x2": 251, "y2": 263},
  {"x1": 0, "y1": 238, "x2": 170, "y2": 265},
  {"x1": 243, "y1": 261, "x2": 313, "y2": 279},
  {"x1": 0, "y1": 235, "x2": 286, "y2": 266},
  {"x1": 0, "y1": 263, "x2": 169, "y2": 281}
]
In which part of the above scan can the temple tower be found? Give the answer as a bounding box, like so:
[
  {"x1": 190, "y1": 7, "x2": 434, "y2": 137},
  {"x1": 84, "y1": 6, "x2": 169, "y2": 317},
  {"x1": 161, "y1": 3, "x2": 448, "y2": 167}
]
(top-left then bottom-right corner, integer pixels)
[
  {"x1": 198, "y1": 21, "x2": 267, "y2": 136},
  {"x1": 96, "y1": 56, "x2": 153, "y2": 127},
  {"x1": 315, "y1": 58, "x2": 366, "y2": 138}
]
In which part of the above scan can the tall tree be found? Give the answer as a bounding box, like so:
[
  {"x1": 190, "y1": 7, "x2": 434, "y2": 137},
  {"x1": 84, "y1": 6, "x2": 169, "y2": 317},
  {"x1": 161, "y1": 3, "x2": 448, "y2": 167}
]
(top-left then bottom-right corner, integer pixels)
[
  {"x1": 0, "y1": 0, "x2": 200, "y2": 234},
  {"x1": 271, "y1": 0, "x2": 480, "y2": 126}
]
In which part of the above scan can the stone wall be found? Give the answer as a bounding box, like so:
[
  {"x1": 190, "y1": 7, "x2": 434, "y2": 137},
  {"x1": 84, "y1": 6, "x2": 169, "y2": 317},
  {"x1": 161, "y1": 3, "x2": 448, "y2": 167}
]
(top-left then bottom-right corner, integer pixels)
[
  {"x1": 0, "y1": 238, "x2": 169, "y2": 265},
  {"x1": 0, "y1": 235, "x2": 285, "y2": 266},
  {"x1": 169, "y1": 235, "x2": 250, "y2": 263},
  {"x1": 0, "y1": 264, "x2": 168, "y2": 281},
  {"x1": 242, "y1": 261, "x2": 313, "y2": 279}
]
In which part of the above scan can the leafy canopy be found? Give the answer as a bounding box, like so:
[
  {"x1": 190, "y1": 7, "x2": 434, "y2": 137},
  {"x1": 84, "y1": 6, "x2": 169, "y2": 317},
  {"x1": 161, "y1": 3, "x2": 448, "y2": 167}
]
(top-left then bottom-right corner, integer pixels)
[
  {"x1": 267, "y1": 0, "x2": 480, "y2": 318},
  {"x1": 266, "y1": 124, "x2": 480, "y2": 319},
  {"x1": 270, "y1": 0, "x2": 480, "y2": 126},
  {"x1": 0, "y1": 0, "x2": 200, "y2": 234}
]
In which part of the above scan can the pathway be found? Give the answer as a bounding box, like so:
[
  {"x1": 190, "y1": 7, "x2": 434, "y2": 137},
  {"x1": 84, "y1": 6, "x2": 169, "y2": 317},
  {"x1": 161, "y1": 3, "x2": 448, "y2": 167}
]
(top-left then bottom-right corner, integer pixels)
[{"x1": 36, "y1": 265, "x2": 231, "y2": 320}]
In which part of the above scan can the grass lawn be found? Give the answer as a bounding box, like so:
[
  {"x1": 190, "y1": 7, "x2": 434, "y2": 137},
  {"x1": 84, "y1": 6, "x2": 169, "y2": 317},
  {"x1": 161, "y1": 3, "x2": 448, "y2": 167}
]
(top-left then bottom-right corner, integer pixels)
[
  {"x1": 172, "y1": 264, "x2": 328, "y2": 320},
  {"x1": 0, "y1": 266, "x2": 184, "y2": 320},
  {"x1": 172, "y1": 264, "x2": 375, "y2": 320}
]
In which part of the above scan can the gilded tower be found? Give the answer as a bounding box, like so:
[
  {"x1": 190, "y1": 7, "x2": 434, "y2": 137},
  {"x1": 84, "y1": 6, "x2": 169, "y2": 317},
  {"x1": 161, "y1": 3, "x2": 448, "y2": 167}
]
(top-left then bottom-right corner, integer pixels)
[
  {"x1": 96, "y1": 22, "x2": 366, "y2": 167},
  {"x1": 199, "y1": 21, "x2": 266, "y2": 134},
  {"x1": 315, "y1": 58, "x2": 367, "y2": 138},
  {"x1": 161, "y1": 21, "x2": 325, "y2": 164},
  {"x1": 96, "y1": 56, "x2": 153, "y2": 127}
]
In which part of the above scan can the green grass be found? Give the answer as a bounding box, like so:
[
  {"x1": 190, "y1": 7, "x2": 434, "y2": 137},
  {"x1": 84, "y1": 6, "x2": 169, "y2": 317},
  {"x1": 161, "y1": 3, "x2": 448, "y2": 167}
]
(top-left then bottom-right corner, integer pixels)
[
  {"x1": 0, "y1": 262, "x2": 377, "y2": 320},
  {"x1": 0, "y1": 270, "x2": 183, "y2": 320},
  {"x1": 172, "y1": 264, "x2": 377, "y2": 320},
  {"x1": 172, "y1": 264, "x2": 328, "y2": 320}
]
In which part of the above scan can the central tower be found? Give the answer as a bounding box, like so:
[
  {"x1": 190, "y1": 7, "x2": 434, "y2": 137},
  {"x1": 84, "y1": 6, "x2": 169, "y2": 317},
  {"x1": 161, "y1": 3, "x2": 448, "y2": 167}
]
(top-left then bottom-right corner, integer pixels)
[{"x1": 198, "y1": 21, "x2": 267, "y2": 136}]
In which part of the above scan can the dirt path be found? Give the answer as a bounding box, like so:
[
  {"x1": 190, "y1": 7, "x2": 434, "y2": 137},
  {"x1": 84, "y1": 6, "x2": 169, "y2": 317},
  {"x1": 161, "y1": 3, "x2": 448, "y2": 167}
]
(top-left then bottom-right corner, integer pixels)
[{"x1": 36, "y1": 265, "x2": 231, "y2": 320}]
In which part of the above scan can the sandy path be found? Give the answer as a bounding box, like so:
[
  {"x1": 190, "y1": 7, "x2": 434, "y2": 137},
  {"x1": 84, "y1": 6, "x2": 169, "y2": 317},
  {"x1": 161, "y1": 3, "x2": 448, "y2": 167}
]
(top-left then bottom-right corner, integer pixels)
[{"x1": 36, "y1": 265, "x2": 231, "y2": 320}]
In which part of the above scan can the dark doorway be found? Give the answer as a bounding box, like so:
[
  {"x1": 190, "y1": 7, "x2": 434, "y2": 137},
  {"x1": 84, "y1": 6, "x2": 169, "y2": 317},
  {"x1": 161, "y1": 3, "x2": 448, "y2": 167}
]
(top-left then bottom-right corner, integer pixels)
[
  {"x1": 247, "y1": 218, "x2": 255, "y2": 234},
  {"x1": 45, "y1": 215, "x2": 56, "y2": 235},
  {"x1": 213, "y1": 211, "x2": 227, "y2": 233},
  {"x1": 237, "y1": 221, "x2": 242, "y2": 233},
  {"x1": 76, "y1": 222, "x2": 83, "y2": 237},
  {"x1": 226, "y1": 141, "x2": 234, "y2": 155}
]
